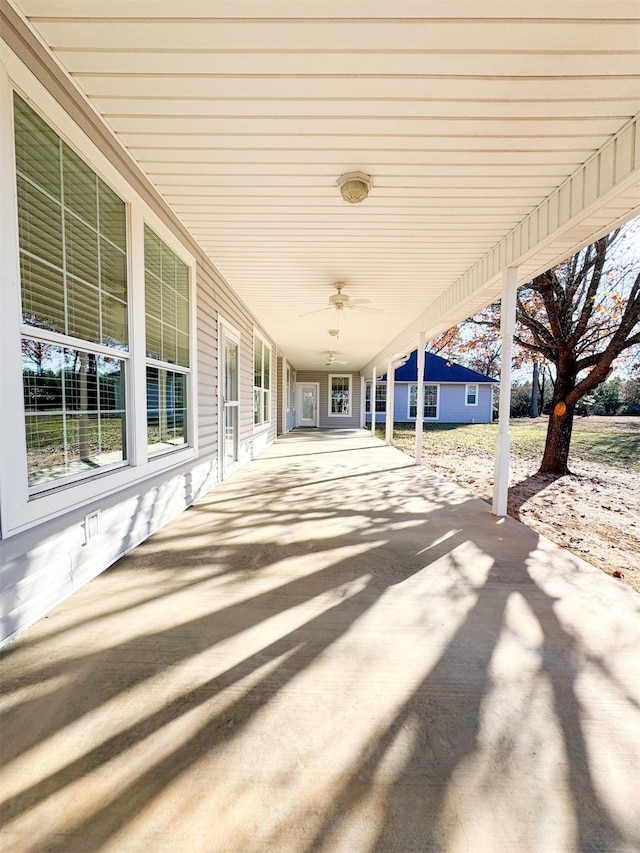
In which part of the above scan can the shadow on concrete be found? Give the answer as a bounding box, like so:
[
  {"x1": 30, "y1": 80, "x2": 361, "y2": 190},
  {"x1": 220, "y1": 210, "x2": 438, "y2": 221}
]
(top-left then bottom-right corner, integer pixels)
[{"x1": 0, "y1": 432, "x2": 637, "y2": 851}]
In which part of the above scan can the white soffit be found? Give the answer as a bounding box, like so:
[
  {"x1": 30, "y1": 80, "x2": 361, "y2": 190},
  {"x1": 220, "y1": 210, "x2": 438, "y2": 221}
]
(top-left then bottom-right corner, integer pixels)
[{"x1": 11, "y1": 1, "x2": 640, "y2": 370}]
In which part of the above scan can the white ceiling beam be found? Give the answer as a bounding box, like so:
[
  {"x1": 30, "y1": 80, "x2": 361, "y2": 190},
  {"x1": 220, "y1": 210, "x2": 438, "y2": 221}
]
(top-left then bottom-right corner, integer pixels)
[
  {"x1": 118, "y1": 133, "x2": 607, "y2": 151},
  {"x1": 30, "y1": 20, "x2": 640, "y2": 53},
  {"x1": 93, "y1": 99, "x2": 637, "y2": 121},
  {"x1": 77, "y1": 77, "x2": 640, "y2": 102},
  {"x1": 57, "y1": 51, "x2": 640, "y2": 77},
  {"x1": 19, "y1": 1, "x2": 640, "y2": 19}
]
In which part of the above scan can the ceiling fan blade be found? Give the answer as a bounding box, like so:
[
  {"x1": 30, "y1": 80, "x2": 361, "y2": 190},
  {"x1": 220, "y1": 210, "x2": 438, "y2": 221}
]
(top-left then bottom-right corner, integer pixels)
[
  {"x1": 345, "y1": 304, "x2": 383, "y2": 315},
  {"x1": 349, "y1": 298, "x2": 372, "y2": 306},
  {"x1": 313, "y1": 357, "x2": 348, "y2": 366},
  {"x1": 298, "y1": 306, "x2": 333, "y2": 317}
]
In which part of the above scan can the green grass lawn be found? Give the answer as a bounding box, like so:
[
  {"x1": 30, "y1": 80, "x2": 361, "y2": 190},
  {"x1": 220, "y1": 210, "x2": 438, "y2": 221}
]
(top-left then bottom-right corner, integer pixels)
[{"x1": 379, "y1": 418, "x2": 640, "y2": 472}]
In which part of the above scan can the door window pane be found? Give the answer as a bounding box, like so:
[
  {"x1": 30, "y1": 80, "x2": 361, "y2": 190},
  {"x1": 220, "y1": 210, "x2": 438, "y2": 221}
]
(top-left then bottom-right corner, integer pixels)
[{"x1": 302, "y1": 389, "x2": 314, "y2": 420}]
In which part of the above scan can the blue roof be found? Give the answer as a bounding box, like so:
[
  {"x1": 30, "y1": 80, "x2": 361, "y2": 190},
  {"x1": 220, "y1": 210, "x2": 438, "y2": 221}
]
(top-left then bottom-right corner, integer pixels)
[{"x1": 380, "y1": 350, "x2": 498, "y2": 383}]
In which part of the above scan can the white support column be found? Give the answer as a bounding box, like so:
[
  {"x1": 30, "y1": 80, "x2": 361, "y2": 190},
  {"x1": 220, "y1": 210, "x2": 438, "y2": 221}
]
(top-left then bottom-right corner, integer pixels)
[
  {"x1": 359, "y1": 374, "x2": 366, "y2": 428},
  {"x1": 492, "y1": 266, "x2": 518, "y2": 516},
  {"x1": 371, "y1": 367, "x2": 377, "y2": 432},
  {"x1": 385, "y1": 357, "x2": 395, "y2": 444},
  {"x1": 415, "y1": 332, "x2": 425, "y2": 464}
]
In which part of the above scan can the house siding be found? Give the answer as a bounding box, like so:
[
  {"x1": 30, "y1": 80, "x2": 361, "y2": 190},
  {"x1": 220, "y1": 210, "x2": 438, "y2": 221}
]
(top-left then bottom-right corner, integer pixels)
[
  {"x1": 438, "y1": 383, "x2": 493, "y2": 423},
  {"x1": 365, "y1": 382, "x2": 494, "y2": 424},
  {"x1": 0, "y1": 24, "x2": 277, "y2": 646},
  {"x1": 295, "y1": 371, "x2": 362, "y2": 429}
]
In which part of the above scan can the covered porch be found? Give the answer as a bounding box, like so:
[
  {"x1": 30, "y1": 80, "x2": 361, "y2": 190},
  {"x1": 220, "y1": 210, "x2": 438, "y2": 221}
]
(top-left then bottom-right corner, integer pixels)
[{"x1": 2, "y1": 429, "x2": 638, "y2": 851}]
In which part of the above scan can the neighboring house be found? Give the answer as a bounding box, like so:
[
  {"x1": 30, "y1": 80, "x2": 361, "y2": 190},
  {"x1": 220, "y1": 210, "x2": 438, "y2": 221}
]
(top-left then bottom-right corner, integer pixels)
[{"x1": 365, "y1": 351, "x2": 497, "y2": 425}]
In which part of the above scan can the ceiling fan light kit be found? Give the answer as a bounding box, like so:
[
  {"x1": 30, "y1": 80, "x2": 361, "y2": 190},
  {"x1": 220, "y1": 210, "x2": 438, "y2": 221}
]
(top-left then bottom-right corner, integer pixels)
[{"x1": 336, "y1": 171, "x2": 372, "y2": 204}]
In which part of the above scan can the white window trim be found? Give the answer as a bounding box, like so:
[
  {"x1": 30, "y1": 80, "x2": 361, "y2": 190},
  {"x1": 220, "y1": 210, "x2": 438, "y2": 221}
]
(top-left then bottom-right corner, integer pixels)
[
  {"x1": 253, "y1": 329, "x2": 272, "y2": 432},
  {"x1": 465, "y1": 383, "x2": 479, "y2": 406},
  {"x1": 218, "y1": 314, "x2": 241, "y2": 480},
  {"x1": 407, "y1": 383, "x2": 440, "y2": 421},
  {"x1": 328, "y1": 373, "x2": 352, "y2": 417},
  {"x1": 286, "y1": 363, "x2": 292, "y2": 413},
  {"x1": 0, "y1": 58, "x2": 198, "y2": 538},
  {"x1": 143, "y1": 222, "x2": 195, "y2": 459}
]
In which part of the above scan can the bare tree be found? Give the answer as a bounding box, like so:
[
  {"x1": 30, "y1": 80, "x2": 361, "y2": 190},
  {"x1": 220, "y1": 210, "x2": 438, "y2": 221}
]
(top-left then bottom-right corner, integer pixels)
[
  {"x1": 514, "y1": 228, "x2": 640, "y2": 474},
  {"x1": 432, "y1": 221, "x2": 640, "y2": 475}
]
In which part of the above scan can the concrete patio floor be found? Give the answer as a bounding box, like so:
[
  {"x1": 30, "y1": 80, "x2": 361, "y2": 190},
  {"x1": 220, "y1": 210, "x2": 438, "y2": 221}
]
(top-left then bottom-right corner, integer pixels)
[{"x1": 1, "y1": 429, "x2": 639, "y2": 853}]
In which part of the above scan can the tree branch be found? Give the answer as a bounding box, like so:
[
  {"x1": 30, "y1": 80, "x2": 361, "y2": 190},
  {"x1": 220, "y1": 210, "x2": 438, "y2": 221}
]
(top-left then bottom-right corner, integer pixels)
[
  {"x1": 531, "y1": 271, "x2": 566, "y2": 347},
  {"x1": 567, "y1": 237, "x2": 608, "y2": 351}
]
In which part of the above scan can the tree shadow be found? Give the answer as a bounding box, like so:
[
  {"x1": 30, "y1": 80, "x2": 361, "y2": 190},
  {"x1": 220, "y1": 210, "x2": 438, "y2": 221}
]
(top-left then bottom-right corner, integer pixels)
[
  {"x1": 507, "y1": 470, "x2": 563, "y2": 515},
  {"x1": 305, "y1": 538, "x2": 631, "y2": 853},
  {"x1": 1, "y1": 433, "x2": 636, "y2": 852}
]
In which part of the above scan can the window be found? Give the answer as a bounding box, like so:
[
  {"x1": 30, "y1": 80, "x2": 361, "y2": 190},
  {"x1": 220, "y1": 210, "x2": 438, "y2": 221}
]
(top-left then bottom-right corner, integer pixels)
[
  {"x1": 23, "y1": 346, "x2": 126, "y2": 490},
  {"x1": 144, "y1": 226, "x2": 190, "y2": 453},
  {"x1": 254, "y1": 334, "x2": 271, "y2": 426},
  {"x1": 365, "y1": 383, "x2": 386, "y2": 413},
  {"x1": 329, "y1": 375, "x2": 351, "y2": 416},
  {"x1": 466, "y1": 384, "x2": 478, "y2": 406},
  {"x1": 409, "y1": 384, "x2": 439, "y2": 419},
  {"x1": 15, "y1": 94, "x2": 129, "y2": 490}
]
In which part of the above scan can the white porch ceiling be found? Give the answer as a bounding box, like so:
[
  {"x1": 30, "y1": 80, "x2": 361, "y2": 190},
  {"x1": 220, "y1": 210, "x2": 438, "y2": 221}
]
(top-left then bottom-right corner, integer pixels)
[{"x1": 11, "y1": 0, "x2": 640, "y2": 371}]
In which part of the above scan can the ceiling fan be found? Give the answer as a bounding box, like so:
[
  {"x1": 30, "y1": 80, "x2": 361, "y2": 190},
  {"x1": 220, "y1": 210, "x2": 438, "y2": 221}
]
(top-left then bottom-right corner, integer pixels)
[
  {"x1": 312, "y1": 351, "x2": 348, "y2": 367},
  {"x1": 299, "y1": 283, "x2": 382, "y2": 317}
]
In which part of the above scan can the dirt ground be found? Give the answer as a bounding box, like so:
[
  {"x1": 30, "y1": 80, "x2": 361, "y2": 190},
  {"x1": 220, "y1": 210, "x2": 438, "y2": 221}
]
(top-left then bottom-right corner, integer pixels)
[{"x1": 406, "y1": 417, "x2": 640, "y2": 594}]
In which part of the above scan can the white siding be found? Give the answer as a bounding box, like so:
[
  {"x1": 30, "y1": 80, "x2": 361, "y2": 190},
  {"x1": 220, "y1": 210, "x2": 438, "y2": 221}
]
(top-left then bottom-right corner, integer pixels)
[
  {"x1": 0, "y1": 29, "x2": 277, "y2": 645},
  {"x1": 296, "y1": 371, "x2": 362, "y2": 429}
]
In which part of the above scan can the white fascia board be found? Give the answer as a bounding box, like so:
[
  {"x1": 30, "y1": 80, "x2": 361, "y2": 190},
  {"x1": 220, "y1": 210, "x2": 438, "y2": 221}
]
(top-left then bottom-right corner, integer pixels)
[{"x1": 364, "y1": 113, "x2": 640, "y2": 375}]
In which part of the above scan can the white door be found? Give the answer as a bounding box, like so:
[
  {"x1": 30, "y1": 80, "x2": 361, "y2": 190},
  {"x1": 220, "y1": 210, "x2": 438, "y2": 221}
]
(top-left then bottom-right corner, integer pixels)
[
  {"x1": 220, "y1": 324, "x2": 240, "y2": 478},
  {"x1": 297, "y1": 383, "x2": 318, "y2": 427}
]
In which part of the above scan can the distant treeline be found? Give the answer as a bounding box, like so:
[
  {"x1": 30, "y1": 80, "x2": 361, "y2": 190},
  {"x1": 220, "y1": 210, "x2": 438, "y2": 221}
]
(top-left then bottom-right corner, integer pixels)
[{"x1": 510, "y1": 377, "x2": 640, "y2": 418}]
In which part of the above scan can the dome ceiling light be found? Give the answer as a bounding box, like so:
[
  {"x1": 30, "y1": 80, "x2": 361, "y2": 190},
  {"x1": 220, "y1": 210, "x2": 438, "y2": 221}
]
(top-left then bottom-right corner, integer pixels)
[{"x1": 336, "y1": 171, "x2": 372, "y2": 204}]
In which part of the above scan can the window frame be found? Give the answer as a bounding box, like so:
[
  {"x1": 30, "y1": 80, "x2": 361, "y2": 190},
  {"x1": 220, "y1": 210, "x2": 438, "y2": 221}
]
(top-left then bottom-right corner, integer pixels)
[
  {"x1": 286, "y1": 364, "x2": 294, "y2": 413},
  {"x1": 253, "y1": 331, "x2": 272, "y2": 430},
  {"x1": 328, "y1": 373, "x2": 352, "y2": 417},
  {"x1": 0, "y1": 60, "x2": 198, "y2": 537},
  {"x1": 408, "y1": 383, "x2": 440, "y2": 420},
  {"x1": 465, "y1": 383, "x2": 479, "y2": 406},
  {"x1": 14, "y1": 91, "x2": 133, "y2": 494},
  {"x1": 144, "y1": 224, "x2": 192, "y2": 457},
  {"x1": 22, "y1": 339, "x2": 130, "y2": 496}
]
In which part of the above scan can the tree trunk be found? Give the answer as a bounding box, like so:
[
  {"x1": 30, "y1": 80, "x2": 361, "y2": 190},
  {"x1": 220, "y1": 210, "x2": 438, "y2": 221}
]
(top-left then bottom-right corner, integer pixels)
[
  {"x1": 539, "y1": 371, "x2": 577, "y2": 475},
  {"x1": 531, "y1": 361, "x2": 539, "y2": 418}
]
